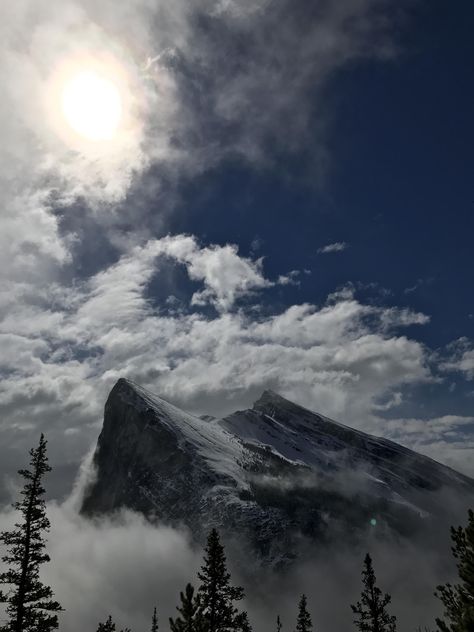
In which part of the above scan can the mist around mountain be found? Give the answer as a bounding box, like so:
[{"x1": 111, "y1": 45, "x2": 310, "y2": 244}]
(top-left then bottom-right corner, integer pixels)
[{"x1": 1, "y1": 379, "x2": 472, "y2": 632}]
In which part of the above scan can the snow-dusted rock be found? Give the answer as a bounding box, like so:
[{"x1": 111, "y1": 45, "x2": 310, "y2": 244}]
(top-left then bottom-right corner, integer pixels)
[{"x1": 81, "y1": 378, "x2": 473, "y2": 564}]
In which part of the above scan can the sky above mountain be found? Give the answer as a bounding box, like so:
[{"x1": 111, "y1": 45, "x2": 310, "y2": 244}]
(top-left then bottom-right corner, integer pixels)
[{"x1": 0, "y1": 0, "x2": 473, "y2": 500}]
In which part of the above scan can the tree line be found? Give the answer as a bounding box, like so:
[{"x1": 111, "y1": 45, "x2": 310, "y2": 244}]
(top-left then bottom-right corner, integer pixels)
[{"x1": 1, "y1": 435, "x2": 473, "y2": 632}]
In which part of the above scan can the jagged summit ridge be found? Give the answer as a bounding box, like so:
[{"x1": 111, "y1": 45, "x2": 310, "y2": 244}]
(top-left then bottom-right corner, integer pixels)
[{"x1": 81, "y1": 378, "x2": 473, "y2": 564}]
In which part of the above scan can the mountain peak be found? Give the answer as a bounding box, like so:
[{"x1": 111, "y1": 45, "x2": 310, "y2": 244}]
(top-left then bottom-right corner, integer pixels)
[
  {"x1": 252, "y1": 389, "x2": 324, "y2": 420},
  {"x1": 109, "y1": 377, "x2": 174, "y2": 413},
  {"x1": 253, "y1": 388, "x2": 292, "y2": 409},
  {"x1": 83, "y1": 379, "x2": 473, "y2": 564}
]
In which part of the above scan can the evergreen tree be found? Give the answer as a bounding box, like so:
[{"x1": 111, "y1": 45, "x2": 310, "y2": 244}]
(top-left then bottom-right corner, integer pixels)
[
  {"x1": 197, "y1": 528, "x2": 244, "y2": 632},
  {"x1": 435, "y1": 508, "x2": 474, "y2": 632},
  {"x1": 295, "y1": 595, "x2": 312, "y2": 632},
  {"x1": 351, "y1": 553, "x2": 397, "y2": 632},
  {"x1": 0, "y1": 434, "x2": 62, "y2": 632},
  {"x1": 234, "y1": 611, "x2": 252, "y2": 632},
  {"x1": 277, "y1": 615, "x2": 282, "y2": 632},
  {"x1": 151, "y1": 606, "x2": 159, "y2": 632},
  {"x1": 170, "y1": 583, "x2": 202, "y2": 632},
  {"x1": 96, "y1": 615, "x2": 130, "y2": 632},
  {"x1": 97, "y1": 616, "x2": 116, "y2": 632}
]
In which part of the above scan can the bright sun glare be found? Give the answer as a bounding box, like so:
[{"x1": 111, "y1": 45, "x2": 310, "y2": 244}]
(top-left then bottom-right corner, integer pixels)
[{"x1": 61, "y1": 70, "x2": 123, "y2": 141}]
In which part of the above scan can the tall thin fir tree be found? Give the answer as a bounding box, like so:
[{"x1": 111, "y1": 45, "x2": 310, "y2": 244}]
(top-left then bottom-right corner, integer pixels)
[
  {"x1": 0, "y1": 434, "x2": 62, "y2": 632},
  {"x1": 351, "y1": 553, "x2": 397, "y2": 632},
  {"x1": 277, "y1": 615, "x2": 282, "y2": 632},
  {"x1": 197, "y1": 528, "x2": 244, "y2": 632},
  {"x1": 170, "y1": 584, "x2": 202, "y2": 632},
  {"x1": 435, "y1": 508, "x2": 474, "y2": 632},
  {"x1": 295, "y1": 595, "x2": 312, "y2": 632},
  {"x1": 151, "y1": 606, "x2": 159, "y2": 632}
]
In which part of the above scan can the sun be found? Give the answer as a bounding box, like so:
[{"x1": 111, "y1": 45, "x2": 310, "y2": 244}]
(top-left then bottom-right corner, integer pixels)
[
  {"x1": 61, "y1": 70, "x2": 123, "y2": 141},
  {"x1": 45, "y1": 53, "x2": 135, "y2": 149}
]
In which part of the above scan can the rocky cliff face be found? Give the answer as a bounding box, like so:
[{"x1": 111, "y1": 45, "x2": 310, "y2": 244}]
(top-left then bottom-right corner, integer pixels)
[{"x1": 81, "y1": 378, "x2": 473, "y2": 565}]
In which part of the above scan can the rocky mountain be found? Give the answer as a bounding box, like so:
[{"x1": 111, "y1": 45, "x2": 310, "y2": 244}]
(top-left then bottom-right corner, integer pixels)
[{"x1": 81, "y1": 378, "x2": 473, "y2": 565}]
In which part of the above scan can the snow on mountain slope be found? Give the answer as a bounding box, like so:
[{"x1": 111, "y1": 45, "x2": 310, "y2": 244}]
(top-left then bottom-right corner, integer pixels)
[
  {"x1": 221, "y1": 389, "x2": 470, "y2": 492},
  {"x1": 81, "y1": 378, "x2": 473, "y2": 564},
  {"x1": 122, "y1": 380, "x2": 247, "y2": 488}
]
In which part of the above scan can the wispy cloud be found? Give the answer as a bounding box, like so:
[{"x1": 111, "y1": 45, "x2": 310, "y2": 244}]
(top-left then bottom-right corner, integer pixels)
[
  {"x1": 317, "y1": 242, "x2": 348, "y2": 254},
  {"x1": 441, "y1": 338, "x2": 474, "y2": 380}
]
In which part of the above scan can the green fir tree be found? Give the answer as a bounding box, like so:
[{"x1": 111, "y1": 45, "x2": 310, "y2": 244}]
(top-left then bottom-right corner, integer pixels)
[
  {"x1": 295, "y1": 595, "x2": 312, "y2": 632},
  {"x1": 0, "y1": 434, "x2": 62, "y2": 632},
  {"x1": 435, "y1": 508, "x2": 474, "y2": 632},
  {"x1": 197, "y1": 529, "x2": 244, "y2": 632},
  {"x1": 351, "y1": 553, "x2": 397, "y2": 632}
]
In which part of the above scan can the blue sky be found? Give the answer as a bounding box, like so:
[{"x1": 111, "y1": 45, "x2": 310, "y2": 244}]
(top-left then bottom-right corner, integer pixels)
[
  {"x1": 149, "y1": 0, "x2": 474, "y2": 417},
  {"x1": 171, "y1": 0, "x2": 474, "y2": 347},
  {"x1": 0, "y1": 0, "x2": 473, "y2": 499}
]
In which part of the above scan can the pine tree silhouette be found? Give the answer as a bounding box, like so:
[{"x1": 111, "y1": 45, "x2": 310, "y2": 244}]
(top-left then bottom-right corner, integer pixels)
[
  {"x1": 351, "y1": 553, "x2": 397, "y2": 632},
  {"x1": 197, "y1": 528, "x2": 244, "y2": 632},
  {"x1": 277, "y1": 615, "x2": 282, "y2": 632},
  {"x1": 96, "y1": 615, "x2": 130, "y2": 632},
  {"x1": 234, "y1": 611, "x2": 252, "y2": 632},
  {"x1": 0, "y1": 434, "x2": 62, "y2": 632},
  {"x1": 435, "y1": 508, "x2": 474, "y2": 632},
  {"x1": 170, "y1": 583, "x2": 202, "y2": 632},
  {"x1": 295, "y1": 595, "x2": 312, "y2": 632},
  {"x1": 97, "y1": 616, "x2": 116, "y2": 632},
  {"x1": 151, "y1": 606, "x2": 159, "y2": 632}
]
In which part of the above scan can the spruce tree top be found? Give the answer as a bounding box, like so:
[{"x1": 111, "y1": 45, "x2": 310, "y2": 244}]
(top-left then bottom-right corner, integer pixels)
[
  {"x1": 295, "y1": 594, "x2": 312, "y2": 632},
  {"x1": 97, "y1": 615, "x2": 116, "y2": 632},
  {"x1": 169, "y1": 583, "x2": 202, "y2": 632},
  {"x1": 197, "y1": 528, "x2": 244, "y2": 632},
  {"x1": 351, "y1": 553, "x2": 397, "y2": 632},
  {"x1": 151, "y1": 606, "x2": 159, "y2": 632}
]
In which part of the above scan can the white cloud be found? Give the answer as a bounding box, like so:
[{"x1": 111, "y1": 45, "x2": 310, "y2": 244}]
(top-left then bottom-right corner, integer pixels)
[
  {"x1": 317, "y1": 241, "x2": 348, "y2": 254},
  {"x1": 376, "y1": 415, "x2": 474, "y2": 476},
  {"x1": 151, "y1": 235, "x2": 272, "y2": 311},
  {"x1": 4, "y1": 236, "x2": 463, "y2": 496},
  {"x1": 441, "y1": 338, "x2": 474, "y2": 380}
]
